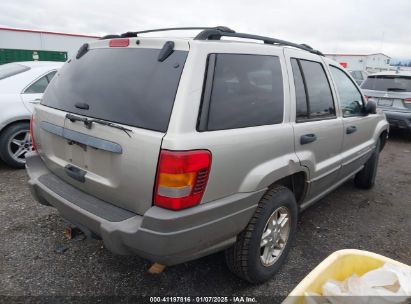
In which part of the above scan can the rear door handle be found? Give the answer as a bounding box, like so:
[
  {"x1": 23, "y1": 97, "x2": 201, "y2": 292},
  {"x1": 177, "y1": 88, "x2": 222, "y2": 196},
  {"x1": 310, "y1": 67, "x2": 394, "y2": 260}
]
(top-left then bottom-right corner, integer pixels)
[
  {"x1": 64, "y1": 164, "x2": 86, "y2": 183},
  {"x1": 29, "y1": 98, "x2": 42, "y2": 104},
  {"x1": 300, "y1": 134, "x2": 317, "y2": 145},
  {"x1": 346, "y1": 126, "x2": 357, "y2": 134}
]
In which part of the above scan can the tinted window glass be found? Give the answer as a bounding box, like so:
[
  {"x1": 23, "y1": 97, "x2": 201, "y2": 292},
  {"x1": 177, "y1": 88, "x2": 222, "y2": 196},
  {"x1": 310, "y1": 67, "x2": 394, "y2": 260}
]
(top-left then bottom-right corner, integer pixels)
[
  {"x1": 291, "y1": 59, "x2": 335, "y2": 121},
  {"x1": 24, "y1": 75, "x2": 49, "y2": 94},
  {"x1": 361, "y1": 75, "x2": 411, "y2": 92},
  {"x1": 206, "y1": 54, "x2": 284, "y2": 130},
  {"x1": 300, "y1": 60, "x2": 335, "y2": 119},
  {"x1": 0, "y1": 63, "x2": 30, "y2": 80},
  {"x1": 42, "y1": 48, "x2": 188, "y2": 132},
  {"x1": 330, "y1": 66, "x2": 364, "y2": 116},
  {"x1": 291, "y1": 59, "x2": 307, "y2": 120},
  {"x1": 46, "y1": 71, "x2": 57, "y2": 82}
]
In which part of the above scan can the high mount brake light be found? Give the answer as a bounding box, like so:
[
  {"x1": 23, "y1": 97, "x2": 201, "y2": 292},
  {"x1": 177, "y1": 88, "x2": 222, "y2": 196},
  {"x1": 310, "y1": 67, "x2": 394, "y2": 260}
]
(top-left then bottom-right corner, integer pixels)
[
  {"x1": 154, "y1": 150, "x2": 212, "y2": 210},
  {"x1": 109, "y1": 38, "x2": 130, "y2": 47}
]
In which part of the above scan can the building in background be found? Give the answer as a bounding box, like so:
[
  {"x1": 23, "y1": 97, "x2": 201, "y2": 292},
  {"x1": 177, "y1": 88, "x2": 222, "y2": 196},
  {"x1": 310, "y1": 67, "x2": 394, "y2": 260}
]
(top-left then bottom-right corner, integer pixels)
[
  {"x1": 0, "y1": 27, "x2": 99, "y2": 65},
  {"x1": 325, "y1": 53, "x2": 391, "y2": 73}
]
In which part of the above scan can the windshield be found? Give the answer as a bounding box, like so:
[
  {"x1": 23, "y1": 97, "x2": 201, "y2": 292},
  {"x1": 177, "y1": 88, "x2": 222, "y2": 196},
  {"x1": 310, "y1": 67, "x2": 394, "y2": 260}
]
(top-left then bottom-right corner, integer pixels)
[
  {"x1": 0, "y1": 63, "x2": 30, "y2": 80},
  {"x1": 42, "y1": 47, "x2": 188, "y2": 132},
  {"x1": 361, "y1": 75, "x2": 411, "y2": 92}
]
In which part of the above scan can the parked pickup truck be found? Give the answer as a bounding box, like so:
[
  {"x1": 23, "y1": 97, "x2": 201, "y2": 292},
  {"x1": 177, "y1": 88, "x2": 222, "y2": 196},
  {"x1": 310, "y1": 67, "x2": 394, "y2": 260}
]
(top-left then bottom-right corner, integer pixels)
[{"x1": 26, "y1": 27, "x2": 389, "y2": 283}]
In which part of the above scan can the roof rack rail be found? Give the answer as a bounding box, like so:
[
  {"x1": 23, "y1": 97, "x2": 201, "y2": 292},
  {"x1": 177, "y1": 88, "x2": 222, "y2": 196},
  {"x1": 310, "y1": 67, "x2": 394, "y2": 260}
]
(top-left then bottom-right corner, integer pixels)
[
  {"x1": 101, "y1": 26, "x2": 323, "y2": 56},
  {"x1": 194, "y1": 28, "x2": 323, "y2": 56},
  {"x1": 107, "y1": 26, "x2": 235, "y2": 39}
]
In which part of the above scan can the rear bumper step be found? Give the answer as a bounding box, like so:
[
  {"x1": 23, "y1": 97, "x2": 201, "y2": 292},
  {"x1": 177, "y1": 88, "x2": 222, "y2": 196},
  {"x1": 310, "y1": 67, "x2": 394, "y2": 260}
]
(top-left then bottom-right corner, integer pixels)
[{"x1": 26, "y1": 152, "x2": 264, "y2": 265}]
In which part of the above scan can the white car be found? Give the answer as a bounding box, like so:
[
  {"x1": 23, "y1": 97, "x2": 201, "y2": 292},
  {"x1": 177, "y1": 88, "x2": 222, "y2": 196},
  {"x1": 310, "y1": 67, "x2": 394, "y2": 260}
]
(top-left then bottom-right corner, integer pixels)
[{"x1": 0, "y1": 61, "x2": 63, "y2": 168}]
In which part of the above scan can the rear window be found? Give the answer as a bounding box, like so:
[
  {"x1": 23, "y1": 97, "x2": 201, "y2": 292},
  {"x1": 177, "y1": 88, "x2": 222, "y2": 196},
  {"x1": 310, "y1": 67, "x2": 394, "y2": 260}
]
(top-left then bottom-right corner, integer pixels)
[
  {"x1": 0, "y1": 63, "x2": 30, "y2": 80},
  {"x1": 361, "y1": 75, "x2": 411, "y2": 92},
  {"x1": 42, "y1": 47, "x2": 188, "y2": 132}
]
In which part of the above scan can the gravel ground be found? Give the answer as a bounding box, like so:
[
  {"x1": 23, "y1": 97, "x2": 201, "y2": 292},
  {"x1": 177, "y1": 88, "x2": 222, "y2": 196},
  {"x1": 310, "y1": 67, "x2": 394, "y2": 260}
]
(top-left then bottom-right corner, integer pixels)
[{"x1": 0, "y1": 130, "x2": 410, "y2": 302}]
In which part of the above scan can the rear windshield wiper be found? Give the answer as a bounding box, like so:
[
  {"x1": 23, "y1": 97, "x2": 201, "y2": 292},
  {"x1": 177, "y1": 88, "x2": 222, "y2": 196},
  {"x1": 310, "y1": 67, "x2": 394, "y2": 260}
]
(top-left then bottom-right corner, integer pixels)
[
  {"x1": 89, "y1": 119, "x2": 133, "y2": 137},
  {"x1": 66, "y1": 113, "x2": 132, "y2": 137},
  {"x1": 66, "y1": 113, "x2": 88, "y2": 124},
  {"x1": 387, "y1": 88, "x2": 406, "y2": 91}
]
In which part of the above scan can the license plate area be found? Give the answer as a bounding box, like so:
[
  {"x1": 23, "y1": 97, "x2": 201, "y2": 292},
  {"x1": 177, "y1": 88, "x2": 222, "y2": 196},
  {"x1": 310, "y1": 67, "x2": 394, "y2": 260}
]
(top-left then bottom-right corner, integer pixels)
[{"x1": 378, "y1": 98, "x2": 393, "y2": 107}]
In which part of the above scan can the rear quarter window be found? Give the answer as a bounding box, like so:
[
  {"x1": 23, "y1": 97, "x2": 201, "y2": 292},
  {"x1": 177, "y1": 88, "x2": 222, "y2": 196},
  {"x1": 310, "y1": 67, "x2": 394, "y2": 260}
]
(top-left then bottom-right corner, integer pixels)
[{"x1": 199, "y1": 54, "x2": 284, "y2": 131}]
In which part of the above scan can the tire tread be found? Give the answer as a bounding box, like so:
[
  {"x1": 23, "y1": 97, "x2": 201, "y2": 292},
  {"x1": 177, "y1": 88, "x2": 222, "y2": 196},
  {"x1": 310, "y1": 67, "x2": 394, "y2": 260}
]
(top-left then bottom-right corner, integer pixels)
[{"x1": 225, "y1": 185, "x2": 290, "y2": 282}]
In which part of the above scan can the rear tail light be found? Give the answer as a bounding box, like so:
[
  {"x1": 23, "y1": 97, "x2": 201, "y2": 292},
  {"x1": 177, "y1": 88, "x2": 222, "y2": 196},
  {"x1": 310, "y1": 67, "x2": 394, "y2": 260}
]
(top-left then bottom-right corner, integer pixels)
[
  {"x1": 109, "y1": 38, "x2": 129, "y2": 47},
  {"x1": 29, "y1": 114, "x2": 37, "y2": 151},
  {"x1": 154, "y1": 150, "x2": 212, "y2": 210},
  {"x1": 404, "y1": 98, "x2": 411, "y2": 103}
]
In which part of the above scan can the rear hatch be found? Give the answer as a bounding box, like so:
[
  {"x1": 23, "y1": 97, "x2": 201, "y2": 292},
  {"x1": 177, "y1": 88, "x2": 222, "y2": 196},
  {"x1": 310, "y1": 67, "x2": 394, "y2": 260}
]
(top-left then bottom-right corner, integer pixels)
[
  {"x1": 361, "y1": 74, "x2": 411, "y2": 111},
  {"x1": 33, "y1": 38, "x2": 189, "y2": 215}
]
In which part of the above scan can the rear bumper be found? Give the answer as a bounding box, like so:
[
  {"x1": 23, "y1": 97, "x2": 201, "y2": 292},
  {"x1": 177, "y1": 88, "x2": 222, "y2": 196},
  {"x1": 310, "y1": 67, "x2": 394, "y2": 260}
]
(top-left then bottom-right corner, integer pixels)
[
  {"x1": 382, "y1": 110, "x2": 411, "y2": 130},
  {"x1": 26, "y1": 152, "x2": 264, "y2": 265}
]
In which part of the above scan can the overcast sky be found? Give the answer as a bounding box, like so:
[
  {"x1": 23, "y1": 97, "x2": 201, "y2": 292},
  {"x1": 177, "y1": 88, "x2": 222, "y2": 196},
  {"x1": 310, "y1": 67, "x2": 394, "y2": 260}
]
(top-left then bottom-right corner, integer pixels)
[{"x1": 0, "y1": 0, "x2": 410, "y2": 58}]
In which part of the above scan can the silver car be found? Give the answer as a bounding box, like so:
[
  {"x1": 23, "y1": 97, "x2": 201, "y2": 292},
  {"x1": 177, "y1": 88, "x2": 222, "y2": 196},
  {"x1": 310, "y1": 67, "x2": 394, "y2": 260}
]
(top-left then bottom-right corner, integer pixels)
[
  {"x1": 26, "y1": 27, "x2": 388, "y2": 283},
  {"x1": 361, "y1": 71, "x2": 411, "y2": 131},
  {"x1": 0, "y1": 61, "x2": 63, "y2": 168}
]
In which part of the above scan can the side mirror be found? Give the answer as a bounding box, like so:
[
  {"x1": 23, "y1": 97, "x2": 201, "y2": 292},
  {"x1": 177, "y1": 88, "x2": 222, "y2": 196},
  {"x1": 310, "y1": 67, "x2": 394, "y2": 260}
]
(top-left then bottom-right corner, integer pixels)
[{"x1": 364, "y1": 99, "x2": 377, "y2": 115}]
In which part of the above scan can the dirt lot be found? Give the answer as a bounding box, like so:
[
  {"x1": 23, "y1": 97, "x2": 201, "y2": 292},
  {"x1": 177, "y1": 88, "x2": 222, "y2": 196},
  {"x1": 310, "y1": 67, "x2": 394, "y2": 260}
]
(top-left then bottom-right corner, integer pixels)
[{"x1": 1, "y1": 130, "x2": 410, "y2": 302}]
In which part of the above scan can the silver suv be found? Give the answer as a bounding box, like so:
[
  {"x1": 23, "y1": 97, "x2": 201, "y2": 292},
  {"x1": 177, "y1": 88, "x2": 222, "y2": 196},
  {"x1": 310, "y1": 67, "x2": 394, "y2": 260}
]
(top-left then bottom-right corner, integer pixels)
[
  {"x1": 26, "y1": 27, "x2": 388, "y2": 283},
  {"x1": 361, "y1": 71, "x2": 411, "y2": 131}
]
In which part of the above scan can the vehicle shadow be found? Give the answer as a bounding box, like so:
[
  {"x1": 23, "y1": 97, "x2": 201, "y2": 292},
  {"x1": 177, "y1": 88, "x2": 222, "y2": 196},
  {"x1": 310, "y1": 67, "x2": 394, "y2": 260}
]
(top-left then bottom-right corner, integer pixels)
[
  {"x1": 387, "y1": 128, "x2": 411, "y2": 143},
  {"x1": 0, "y1": 159, "x2": 13, "y2": 172}
]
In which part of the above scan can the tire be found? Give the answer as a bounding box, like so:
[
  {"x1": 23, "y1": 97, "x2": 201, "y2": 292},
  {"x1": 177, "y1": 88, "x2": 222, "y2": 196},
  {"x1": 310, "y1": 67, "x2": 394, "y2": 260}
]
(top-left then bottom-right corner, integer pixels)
[
  {"x1": 0, "y1": 122, "x2": 32, "y2": 169},
  {"x1": 225, "y1": 185, "x2": 298, "y2": 283},
  {"x1": 354, "y1": 139, "x2": 381, "y2": 189}
]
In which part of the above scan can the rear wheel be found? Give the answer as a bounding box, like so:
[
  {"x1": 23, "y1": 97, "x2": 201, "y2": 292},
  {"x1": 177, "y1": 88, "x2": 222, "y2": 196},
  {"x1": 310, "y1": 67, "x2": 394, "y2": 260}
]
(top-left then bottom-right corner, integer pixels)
[
  {"x1": 225, "y1": 185, "x2": 298, "y2": 283},
  {"x1": 354, "y1": 139, "x2": 380, "y2": 189},
  {"x1": 0, "y1": 122, "x2": 33, "y2": 169}
]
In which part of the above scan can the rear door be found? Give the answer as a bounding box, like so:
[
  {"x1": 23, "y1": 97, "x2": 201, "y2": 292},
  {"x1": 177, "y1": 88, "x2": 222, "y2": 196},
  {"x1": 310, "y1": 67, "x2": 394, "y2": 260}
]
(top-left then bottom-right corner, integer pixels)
[
  {"x1": 328, "y1": 64, "x2": 378, "y2": 179},
  {"x1": 34, "y1": 40, "x2": 189, "y2": 215},
  {"x1": 284, "y1": 49, "x2": 344, "y2": 202}
]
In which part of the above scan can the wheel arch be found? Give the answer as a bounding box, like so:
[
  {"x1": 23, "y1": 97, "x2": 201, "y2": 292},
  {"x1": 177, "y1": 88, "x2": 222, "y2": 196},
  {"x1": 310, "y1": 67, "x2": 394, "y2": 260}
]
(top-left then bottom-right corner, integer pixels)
[
  {"x1": 267, "y1": 171, "x2": 308, "y2": 205},
  {"x1": 379, "y1": 130, "x2": 388, "y2": 152},
  {"x1": 0, "y1": 118, "x2": 30, "y2": 135},
  {"x1": 372, "y1": 119, "x2": 389, "y2": 151}
]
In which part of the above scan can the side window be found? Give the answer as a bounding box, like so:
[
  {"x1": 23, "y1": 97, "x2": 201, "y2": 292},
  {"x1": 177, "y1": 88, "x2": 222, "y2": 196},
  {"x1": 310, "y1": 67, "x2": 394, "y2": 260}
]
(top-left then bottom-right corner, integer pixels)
[
  {"x1": 290, "y1": 59, "x2": 307, "y2": 120},
  {"x1": 24, "y1": 71, "x2": 56, "y2": 94},
  {"x1": 330, "y1": 66, "x2": 364, "y2": 117},
  {"x1": 290, "y1": 58, "x2": 336, "y2": 121},
  {"x1": 46, "y1": 71, "x2": 57, "y2": 82},
  {"x1": 201, "y1": 54, "x2": 284, "y2": 131}
]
